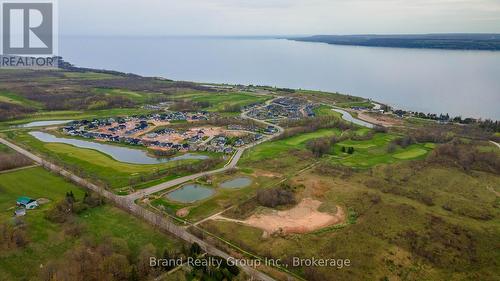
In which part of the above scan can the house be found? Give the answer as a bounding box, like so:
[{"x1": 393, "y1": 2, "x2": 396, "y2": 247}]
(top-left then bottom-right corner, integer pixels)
[{"x1": 16, "y1": 197, "x2": 39, "y2": 209}]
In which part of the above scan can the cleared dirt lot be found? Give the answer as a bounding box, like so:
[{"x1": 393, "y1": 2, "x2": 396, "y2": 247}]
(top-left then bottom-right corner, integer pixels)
[{"x1": 215, "y1": 198, "x2": 345, "y2": 234}]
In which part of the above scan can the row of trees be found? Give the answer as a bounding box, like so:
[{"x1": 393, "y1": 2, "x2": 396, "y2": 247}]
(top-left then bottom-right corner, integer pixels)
[
  {"x1": 45, "y1": 191, "x2": 104, "y2": 224},
  {"x1": 257, "y1": 187, "x2": 296, "y2": 208},
  {"x1": 0, "y1": 219, "x2": 29, "y2": 251},
  {"x1": 0, "y1": 101, "x2": 35, "y2": 121},
  {"x1": 0, "y1": 152, "x2": 32, "y2": 171},
  {"x1": 39, "y1": 238, "x2": 239, "y2": 281},
  {"x1": 428, "y1": 142, "x2": 499, "y2": 173}
]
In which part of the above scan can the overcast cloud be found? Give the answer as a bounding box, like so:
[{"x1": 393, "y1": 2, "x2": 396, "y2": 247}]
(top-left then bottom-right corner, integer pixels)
[{"x1": 60, "y1": 0, "x2": 500, "y2": 36}]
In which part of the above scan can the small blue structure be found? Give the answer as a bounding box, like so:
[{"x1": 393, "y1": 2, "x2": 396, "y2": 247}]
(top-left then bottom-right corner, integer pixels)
[{"x1": 16, "y1": 197, "x2": 39, "y2": 210}]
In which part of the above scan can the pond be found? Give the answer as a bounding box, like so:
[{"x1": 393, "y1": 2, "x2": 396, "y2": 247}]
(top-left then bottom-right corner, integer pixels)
[
  {"x1": 219, "y1": 177, "x2": 253, "y2": 189},
  {"x1": 165, "y1": 184, "x2": 215, "y2": 203},
  {"x1": 17, "y1": 120, "x2": 73, "y2": 128},
  {"x1": 331, "y1": 108, "x2": 374, "y2": 128},
  {"x1": 29, "y1": 131, "x2": 209, "y2": 165}
]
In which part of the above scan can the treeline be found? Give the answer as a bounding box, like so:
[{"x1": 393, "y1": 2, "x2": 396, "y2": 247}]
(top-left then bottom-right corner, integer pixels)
[
  {"x1": 407, "y1": 127, "x2": 454, "y2": 143},
  {"x1": 19, "y1": 87, "x2": 136, "y2": 110},
  {"x1": 0, "y1": 218, "x2": 29, "y2": 251},
  {"x1": 39, "y1": 235, "x2": 237, "y2": 280},
  {"x1": 149, "y1": 149, "x2": 177, "y2": 158},
  {"x1": 395, "y1": 109, "x2": 500, "y2": 133},
  {"x1": 0, "y1": 152, "x2": 32, "y2": 171},
  {"x1": 427, "y1": 142, "x2": 499, "y2": 174},
  {"x1": 0, "y1": 102, "x2": 36, "y2": 121},
  {"x1": 257, "y1": 186, "x2": 296, "y2": 208},
  {"x1": 38, "y1": 190, "x2": 240, "y2": 280}
]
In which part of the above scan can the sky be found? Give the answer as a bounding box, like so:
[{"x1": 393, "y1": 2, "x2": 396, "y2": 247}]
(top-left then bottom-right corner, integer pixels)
[{"x1": 60, "y1": 0, "x2": 500, "y2": 36}]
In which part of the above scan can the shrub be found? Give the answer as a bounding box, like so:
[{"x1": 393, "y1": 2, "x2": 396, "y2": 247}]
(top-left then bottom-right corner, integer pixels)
[
  {"x1": 257, "y1": 187, "x2": 296, "y2": 208},
  {"x1": 0, "y1": 153, "x2": 32, "y2": 171}
]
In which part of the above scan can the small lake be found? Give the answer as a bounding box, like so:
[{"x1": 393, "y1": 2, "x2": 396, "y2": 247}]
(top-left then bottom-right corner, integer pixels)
[
  {"x1": 166, "y1": 184, "x2": 215, "y2": 203},
  {"x1": 331, "y1": 108, "x2": 374, "y2": 128},
  {"x1": 29, "y1": 131, "x2": 209, "y2": 165},
  {"x1": 18, "y1": 120, "x2": 73, "y2": 128},
  {"x1": 219, "y1": 177, "x2": 253, "y2": 189}
]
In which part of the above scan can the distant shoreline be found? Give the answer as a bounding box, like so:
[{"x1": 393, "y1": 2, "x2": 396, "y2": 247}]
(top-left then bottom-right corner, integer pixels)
[{"x1": 289, "y1": 34, "x2": 500, "y2": 51}]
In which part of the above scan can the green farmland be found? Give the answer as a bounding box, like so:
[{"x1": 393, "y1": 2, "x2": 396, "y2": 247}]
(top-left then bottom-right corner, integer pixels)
[{"x1": 0, "y1": 167, "x2": 181, "y2": 281}]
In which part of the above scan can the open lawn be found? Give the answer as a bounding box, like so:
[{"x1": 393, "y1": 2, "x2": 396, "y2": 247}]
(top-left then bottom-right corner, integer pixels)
[
  {"x1": 0, "y1": 167, "x2": 182, "y2": 281},
  {"x1": 393, "y1": 148, "x2": 428, "y2": 159},
  {"x1": 313, "y1": 105, "x2": 343, "y2": 118}
]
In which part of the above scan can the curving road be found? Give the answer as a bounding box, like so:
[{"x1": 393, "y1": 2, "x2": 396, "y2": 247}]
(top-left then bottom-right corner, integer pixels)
[{"x1": 126, "y1": 100, "x2": 284, "y2": 201}]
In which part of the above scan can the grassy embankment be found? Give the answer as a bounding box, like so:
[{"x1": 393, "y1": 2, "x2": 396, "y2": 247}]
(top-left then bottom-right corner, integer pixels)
[
  {"x1": 0, "y1": 167, "x2": 182, "y2": 281},
  {"x1": 3, "y1": 130, "x2": 212, "y2": 191}
]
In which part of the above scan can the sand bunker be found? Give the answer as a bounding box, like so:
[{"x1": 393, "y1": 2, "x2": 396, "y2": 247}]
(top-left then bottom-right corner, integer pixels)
[{"x1": 216, "y1": 198, "x2": 345, "y2": 234}]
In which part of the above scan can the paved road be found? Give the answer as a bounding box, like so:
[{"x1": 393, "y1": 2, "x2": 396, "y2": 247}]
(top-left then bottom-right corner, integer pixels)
[{"x1": 126, "y1": 148, "x2": 246, "y2": 200}]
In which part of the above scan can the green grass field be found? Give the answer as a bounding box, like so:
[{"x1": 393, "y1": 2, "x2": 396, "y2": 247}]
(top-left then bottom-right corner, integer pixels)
[
  {"x1": 0, "y1": 167, "x2": 182, "y2": 280},
  {"x1": 0, "y1": 91, "x2": 43, "y2": 109},
  {"x1": 332, "y1": 133, "x2": 433, "y2": 168},
  {"x1": 313, "y1": 105, "x2": 343, "y2": 118},
  {"x1": 173, "y1": 91, "x2": 270, "y2": 112},
  {"x1": 242, "y1": 128, "x2": 342, "y2": 163}
]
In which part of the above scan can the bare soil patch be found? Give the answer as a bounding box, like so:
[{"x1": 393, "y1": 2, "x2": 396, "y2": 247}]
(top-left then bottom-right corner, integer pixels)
[
  {"x1": 215, "y1": 198, "x2": 345, "y2": 234},
  {"x1": 252, "y1": 169, "x2": 282, "y2": 178}
]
